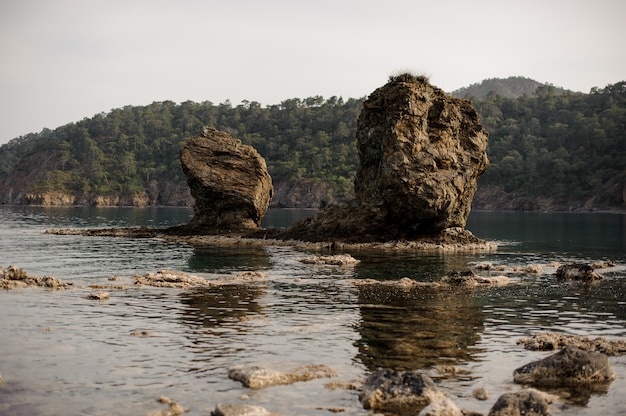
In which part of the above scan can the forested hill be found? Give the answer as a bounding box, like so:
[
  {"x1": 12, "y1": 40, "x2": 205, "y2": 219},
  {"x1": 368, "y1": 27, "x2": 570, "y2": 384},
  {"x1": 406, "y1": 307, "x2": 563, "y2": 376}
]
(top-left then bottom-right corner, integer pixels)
[
  {"x1": 452, "y1": 76, "x2": 568, "y2": 99},
  {"x1": 1, "y1": 80, "x2": 625, "y2": 211},
  {"x1": 0, "y1": 97, "x2": 362, "y2": 207}
]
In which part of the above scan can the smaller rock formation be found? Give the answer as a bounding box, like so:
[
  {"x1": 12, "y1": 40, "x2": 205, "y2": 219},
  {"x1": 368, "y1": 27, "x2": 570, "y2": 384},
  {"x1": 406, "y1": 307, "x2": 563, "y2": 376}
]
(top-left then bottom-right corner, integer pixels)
[
  {"x1": 133, "y1": 269, "x2": 269, "y2": 288},
  {"x1": 154, "y1": 396, "x2": 186, "y2": 416},
  {"x1": 513, "y1": 346, "x2": 615, "y2": 386},
  {"x1": 0, "y1": 265, "x2": 72, "y2": 290},
  {"x1": 359, "y1": 369, "x2": 445, "y2": 413},
  {"x1": 84, "y1": 291, "x2": 110, "y2": 301},
  {"x1": 554, "y1": 263, "x2": 602, "y2": 281},
  {"x1": 418, "y1": 398, "x2": 463, "y2": 416},
  {"x1": 488, "y1": 389, "x2": 555, "y2": 416},
  {"x1": 180, "y1": 127, "x2": 273, "y2": 232},
  {"x1": 440, "y1": 269, "x2": 509, "y2": 286},
  {"x1": 227, "y1": 364, "x2": 337, "y2": 389},
  {"x1": 211, "y1": 403, "x2": 274, "y2": 416},
  {"x1": 298, "y1": 254, "x2": 360, "y2": 266}
]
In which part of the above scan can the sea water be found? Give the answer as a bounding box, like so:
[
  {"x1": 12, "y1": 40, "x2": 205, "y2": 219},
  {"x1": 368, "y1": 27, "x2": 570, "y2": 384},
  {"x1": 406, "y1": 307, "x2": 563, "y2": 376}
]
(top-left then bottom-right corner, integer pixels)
[{"x1": 0, "y1": 206, "x2": 625, "y2": 415}]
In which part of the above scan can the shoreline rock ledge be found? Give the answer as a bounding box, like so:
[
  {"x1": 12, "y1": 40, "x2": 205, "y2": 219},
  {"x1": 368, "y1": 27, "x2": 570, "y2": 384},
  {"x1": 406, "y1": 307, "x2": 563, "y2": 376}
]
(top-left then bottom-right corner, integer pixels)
[{"x1": 278, "y1": 73, "x2": 490, "y2": 243}]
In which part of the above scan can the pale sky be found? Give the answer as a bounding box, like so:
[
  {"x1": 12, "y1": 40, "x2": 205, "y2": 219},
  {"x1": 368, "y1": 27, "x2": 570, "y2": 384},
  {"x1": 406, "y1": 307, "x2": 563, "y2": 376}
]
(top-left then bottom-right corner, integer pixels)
[{"x1": 1, "y1": 0, "x2": 624, "y2": 144}]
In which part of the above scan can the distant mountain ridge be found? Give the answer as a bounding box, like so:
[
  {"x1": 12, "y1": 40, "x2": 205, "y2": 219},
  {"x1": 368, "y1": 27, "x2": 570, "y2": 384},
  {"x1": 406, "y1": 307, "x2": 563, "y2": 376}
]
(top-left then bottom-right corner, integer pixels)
[{"x1": 451, "y1": 76, "x2": 569, "y2": 99}]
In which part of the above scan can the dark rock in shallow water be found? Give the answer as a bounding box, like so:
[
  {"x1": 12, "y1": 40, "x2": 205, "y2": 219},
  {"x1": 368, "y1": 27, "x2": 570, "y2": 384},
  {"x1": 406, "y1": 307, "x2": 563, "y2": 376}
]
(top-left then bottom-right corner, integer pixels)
[
  {"x1": 488, "y1": 389, "x2": 554, "y2": 416},
  {"x1": 280, "y1": 74, "x2": 489, "y2": 243},
  {"x1": 554, "y1": 263, "x2": 602, "y2": 281},
  {"x1": 359, "y1": 368, "x2": 445, "y2": 414},
  {"x1": 513, "y1": 346, "x2": 615, "y2": 386},
  {"x1": 179, "y1": 127, "x2": 273, "y2": 232}
]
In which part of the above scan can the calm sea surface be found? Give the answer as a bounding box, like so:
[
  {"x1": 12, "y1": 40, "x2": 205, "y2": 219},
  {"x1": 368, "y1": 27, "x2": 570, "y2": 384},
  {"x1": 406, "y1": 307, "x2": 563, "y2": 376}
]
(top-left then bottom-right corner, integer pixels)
[{"x1": 0, "y1": 206, "x2": 625, "y2": 415}]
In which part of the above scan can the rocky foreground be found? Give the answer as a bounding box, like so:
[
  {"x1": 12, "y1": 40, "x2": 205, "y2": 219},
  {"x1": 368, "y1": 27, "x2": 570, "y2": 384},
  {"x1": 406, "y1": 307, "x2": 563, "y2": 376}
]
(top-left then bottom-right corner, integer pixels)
[{"x1": 2, "y1": 260, "x2": 624, "y2": 416}]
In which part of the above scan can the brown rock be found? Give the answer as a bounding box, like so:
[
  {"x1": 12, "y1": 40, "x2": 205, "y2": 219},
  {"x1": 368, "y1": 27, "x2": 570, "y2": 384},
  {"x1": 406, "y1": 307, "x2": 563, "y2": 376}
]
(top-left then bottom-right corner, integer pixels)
[
  {"x1": 554, "y1": 263, "x2": 602, "y2": 281},
  {"x1": 354, "y1": 73, "x2": 489, "y2": 234},
  {"x1": 227, "y1": 364, "x2": 337, "y2": 389},
  {"x1": 488, "y1": 389, "x2": 554, "y2": 416},
  {"x1": 280, "y1": 74, "x2": 489, "y2": 242},
  {"x1": 359, "y1": 368, "x2": 445, "y2": 413},
  {"x1": 513, "y1": 346, "x2": 615, "y2": 386},
  {"x1": 180, "y1": 128, "x2": 273, "y2": 232},
  {"x1": 0, "y1": 265, "x2": 71, "y2": 290},
  {"x1": 517, "y1": 332, "x2": 626, "y2": 356}
]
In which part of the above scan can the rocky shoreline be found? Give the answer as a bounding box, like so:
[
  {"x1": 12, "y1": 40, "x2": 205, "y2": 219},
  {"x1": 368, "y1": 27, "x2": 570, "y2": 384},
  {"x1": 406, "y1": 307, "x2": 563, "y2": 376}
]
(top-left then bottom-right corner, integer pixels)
[
  {"x1": 45, "y1": 224, "x2": 498, "y2": 253},
  {"x1": 2, "y1": 261, "x2": 624, "y2": 415}
]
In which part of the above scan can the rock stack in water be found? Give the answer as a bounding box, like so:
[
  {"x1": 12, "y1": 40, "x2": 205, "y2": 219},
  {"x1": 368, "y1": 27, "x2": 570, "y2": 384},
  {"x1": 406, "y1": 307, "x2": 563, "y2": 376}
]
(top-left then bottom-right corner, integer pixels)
[
  {"x1": 282, "y1": 74, "x2": 490, "y2": 242},
  {"x1": 179, "y1": 128, "x2": 273, "y2": 233}
]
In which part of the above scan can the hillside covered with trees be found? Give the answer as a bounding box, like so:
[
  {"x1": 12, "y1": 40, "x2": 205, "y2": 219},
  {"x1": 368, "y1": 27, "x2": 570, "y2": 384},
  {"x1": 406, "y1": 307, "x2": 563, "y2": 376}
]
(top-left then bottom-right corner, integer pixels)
[
  {"x1": 451, "y1": 76, "x2": 568, "y2": 99},
  {"x1": 0, "y1": 78, "x2": 625, "y2": 211}
]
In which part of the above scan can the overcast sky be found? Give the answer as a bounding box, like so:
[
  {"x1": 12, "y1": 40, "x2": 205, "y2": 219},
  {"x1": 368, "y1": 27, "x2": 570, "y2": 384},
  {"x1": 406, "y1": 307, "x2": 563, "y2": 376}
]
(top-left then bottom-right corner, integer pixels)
[{"x1": 1, "y1": 0, "x2": 624, "y2": 144}]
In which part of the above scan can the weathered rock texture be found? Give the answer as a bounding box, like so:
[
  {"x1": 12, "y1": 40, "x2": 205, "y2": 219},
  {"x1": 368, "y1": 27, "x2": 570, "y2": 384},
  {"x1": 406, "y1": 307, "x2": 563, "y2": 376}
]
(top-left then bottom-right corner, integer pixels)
[
  {"x1": 513, "y1": 346, "x2": 615, "y2": 386},
  {"x1": 354, "y1": 74, "x2": 489, "y2": 232},
  {"x1": 1, "y1": 265, "x2": 72, "y2": 290},
  {"x1": 280, "y1": 74, "x2": 489, "y2": 242},
  {"x1": 359, "y1": 368, "x2": 445, "y2": 414},
  {"x1": 517, "y1": 332, "x2": 626, "y2": 356},
  {"x1": 488, "y1": 389, "x2": 554, "y2": 416},
  {"x1": 180, "y1": 128, "x2": 273, "y2": 232},
  {"x1": 227, "y1": 364, "x2": 337, "y2": 389}
]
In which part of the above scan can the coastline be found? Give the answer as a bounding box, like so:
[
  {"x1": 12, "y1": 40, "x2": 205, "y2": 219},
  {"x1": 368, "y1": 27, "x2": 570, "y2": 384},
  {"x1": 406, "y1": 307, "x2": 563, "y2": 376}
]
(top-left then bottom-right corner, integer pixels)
[{"x1": 45, "y1": 226, "x2": 498, "y2": 253}]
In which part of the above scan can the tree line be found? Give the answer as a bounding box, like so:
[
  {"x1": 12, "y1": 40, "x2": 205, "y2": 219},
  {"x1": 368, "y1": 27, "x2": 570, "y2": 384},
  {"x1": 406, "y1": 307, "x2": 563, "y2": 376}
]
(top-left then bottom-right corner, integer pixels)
[{"x1": 0, "y1": 80, "x2": 624, "y2": 210}]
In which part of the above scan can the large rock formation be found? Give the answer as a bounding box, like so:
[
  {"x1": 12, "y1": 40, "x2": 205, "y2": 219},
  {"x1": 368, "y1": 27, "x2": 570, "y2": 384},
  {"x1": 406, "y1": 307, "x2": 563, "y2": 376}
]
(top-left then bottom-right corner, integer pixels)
[
  {"x1": 355, "y1": 73, "x2": 489, "y2": 232},
  {"x1": 180, "y1": 128, "x2": 273, "y2": 232},
  {"x1": 280, "y1": 74, "x2": 489, "y2": 242}
]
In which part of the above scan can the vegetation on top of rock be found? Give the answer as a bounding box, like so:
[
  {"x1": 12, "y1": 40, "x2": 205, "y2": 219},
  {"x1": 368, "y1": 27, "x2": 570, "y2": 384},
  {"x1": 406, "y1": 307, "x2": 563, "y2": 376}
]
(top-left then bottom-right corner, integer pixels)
[{"x1": 387, "y1": 71, "x2": 430, "y2": 84}]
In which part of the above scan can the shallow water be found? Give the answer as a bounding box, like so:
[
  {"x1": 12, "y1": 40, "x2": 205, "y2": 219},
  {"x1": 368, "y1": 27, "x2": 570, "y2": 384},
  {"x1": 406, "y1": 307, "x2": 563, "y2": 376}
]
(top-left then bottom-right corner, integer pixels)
[{"x1": 0, "y1": 207, "x2": 625, "y2": 415}]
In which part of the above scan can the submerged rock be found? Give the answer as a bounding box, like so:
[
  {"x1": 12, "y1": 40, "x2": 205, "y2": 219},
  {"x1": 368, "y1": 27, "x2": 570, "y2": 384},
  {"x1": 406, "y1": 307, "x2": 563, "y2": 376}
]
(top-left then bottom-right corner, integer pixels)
[
  {"x1": 513, "y1": 346, "x2": 615, "y2": 386},
  {"x1": 281, "y1": 74, "x2": 489, "y2": 243},
  {"x1": 134, "y1": 270, "x2": 211, "y2": 288},
  {"x1": 488, "y1": 389, "x2": 555, "y2": 416},
  {"x1": 227, "y1": 364, "x2": 337, "y2": 389},
  {"x1": 154, "y1": 396, "x2": 186, "y2": 416},
  {"x1": 179, "y1": 127, "x2": 273, "y2": 232},
  {"x1": 211, "y1": 403, "x2": 274, "y2": 416},
  {"x1": 359, "y1": 368, "x2": 445, "y2": 414},
  {"x1": 298, "y1": 254, "x2": 360, "y2": 266},
  {"x1": 440, "y1": 269, "x2": 509, "y2": 286},
  {"x1": 418, "y1": 398, "x2": 463, "y2": 416},
  {"x1": 517, "y1": 332, "x2": 626, "y2": 356},
  {"x1": 84, "y1": 291, "x2": 110, "y2": 301},
  {"x1": 133, "y1": 270, "x2": 269, "y2": 288},
  {"x1": 554, "y1": 263, "x2": 602, "y2": 281},
  {"x1": 0, "y1": 265, "x2": 72, "y2": 290}
]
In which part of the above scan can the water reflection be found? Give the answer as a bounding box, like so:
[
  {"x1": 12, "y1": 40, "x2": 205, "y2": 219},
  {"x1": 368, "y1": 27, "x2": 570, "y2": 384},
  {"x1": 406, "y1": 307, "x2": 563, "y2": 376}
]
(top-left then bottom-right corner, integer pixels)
[
  {"x1": 351, "y1": 250, "x2": 479, "y2": 281},
  {"x1": 179, "y1": 285, "x2": 266, "y2": 328},
  {"x1": 188, "y1": 246, "x2": 271, "y2": 273},
  {"x1": 354, "y1": 284, "x2": 485, "y2": 371}
]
